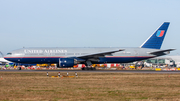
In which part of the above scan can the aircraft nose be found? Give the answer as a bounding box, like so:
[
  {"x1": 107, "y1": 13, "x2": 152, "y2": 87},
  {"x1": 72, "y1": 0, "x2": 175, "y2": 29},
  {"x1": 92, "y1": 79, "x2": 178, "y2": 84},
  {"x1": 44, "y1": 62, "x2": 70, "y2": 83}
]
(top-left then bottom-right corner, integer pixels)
[
  {"x1": 4, "y1": 56, "x2": 9, "y2": 60},
  {"x1": 4, "y1": 53, "x2": 12, "y2": 61}
]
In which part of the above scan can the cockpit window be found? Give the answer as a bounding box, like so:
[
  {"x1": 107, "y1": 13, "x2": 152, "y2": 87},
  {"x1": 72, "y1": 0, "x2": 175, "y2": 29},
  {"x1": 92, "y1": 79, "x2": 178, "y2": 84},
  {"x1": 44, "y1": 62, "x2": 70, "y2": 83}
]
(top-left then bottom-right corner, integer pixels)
[{"x1": 7, "y1": 53, "x2": 12, "y2": 55}]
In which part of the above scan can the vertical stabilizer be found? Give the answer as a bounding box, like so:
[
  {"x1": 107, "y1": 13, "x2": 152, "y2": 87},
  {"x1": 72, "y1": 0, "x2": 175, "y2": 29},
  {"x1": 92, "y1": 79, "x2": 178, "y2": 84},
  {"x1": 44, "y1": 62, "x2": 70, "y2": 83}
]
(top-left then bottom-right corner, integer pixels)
[{"x1": 140, "y1": 22, "x2": 170, "y2": 49}]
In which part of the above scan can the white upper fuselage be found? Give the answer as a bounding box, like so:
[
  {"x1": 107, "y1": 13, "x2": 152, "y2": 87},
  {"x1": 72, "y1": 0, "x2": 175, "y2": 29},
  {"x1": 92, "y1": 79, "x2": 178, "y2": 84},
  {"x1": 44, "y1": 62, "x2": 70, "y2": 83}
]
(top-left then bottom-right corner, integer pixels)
[{"x1": 5, "y1": 47, "x2": 158, "y2": 57}]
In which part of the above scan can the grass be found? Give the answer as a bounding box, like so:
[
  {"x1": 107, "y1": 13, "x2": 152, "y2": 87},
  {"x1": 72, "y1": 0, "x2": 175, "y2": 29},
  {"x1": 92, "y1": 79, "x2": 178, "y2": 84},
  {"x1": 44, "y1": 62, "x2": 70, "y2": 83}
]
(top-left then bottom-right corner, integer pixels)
[{"x1": 0, "y1": 72, "x2": 180, "y2": 101}]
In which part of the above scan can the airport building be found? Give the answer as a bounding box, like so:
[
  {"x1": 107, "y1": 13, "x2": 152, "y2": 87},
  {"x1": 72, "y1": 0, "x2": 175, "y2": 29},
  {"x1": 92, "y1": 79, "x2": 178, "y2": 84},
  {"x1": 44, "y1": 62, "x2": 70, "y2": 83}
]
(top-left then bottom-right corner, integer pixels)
[{"x1": 144, "y1": 57, "x2": 175, "y2": 68}]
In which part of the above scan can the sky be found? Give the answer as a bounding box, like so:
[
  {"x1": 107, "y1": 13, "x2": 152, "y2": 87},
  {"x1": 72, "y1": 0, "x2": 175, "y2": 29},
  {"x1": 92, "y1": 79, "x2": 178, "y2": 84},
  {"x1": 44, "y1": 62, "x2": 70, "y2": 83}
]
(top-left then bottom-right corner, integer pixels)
[{"x1": 0, "y1": 0, "x2": 180, "y2": 56}]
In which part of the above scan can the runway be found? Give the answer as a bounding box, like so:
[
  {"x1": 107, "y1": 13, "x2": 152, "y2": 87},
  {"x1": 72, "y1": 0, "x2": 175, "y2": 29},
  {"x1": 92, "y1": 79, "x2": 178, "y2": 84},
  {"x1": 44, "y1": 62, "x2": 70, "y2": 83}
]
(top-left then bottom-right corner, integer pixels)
[{"x1": 1, "y1": 70, "x2": 180, "y2": 73}]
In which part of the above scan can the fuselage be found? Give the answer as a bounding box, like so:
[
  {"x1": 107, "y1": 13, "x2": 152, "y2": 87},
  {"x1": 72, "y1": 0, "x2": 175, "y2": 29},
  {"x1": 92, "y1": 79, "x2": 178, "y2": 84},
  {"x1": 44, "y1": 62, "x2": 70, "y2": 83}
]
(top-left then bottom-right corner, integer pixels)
[{"x1": 4, "y1": 47, "x2": 158, "y2": 64}]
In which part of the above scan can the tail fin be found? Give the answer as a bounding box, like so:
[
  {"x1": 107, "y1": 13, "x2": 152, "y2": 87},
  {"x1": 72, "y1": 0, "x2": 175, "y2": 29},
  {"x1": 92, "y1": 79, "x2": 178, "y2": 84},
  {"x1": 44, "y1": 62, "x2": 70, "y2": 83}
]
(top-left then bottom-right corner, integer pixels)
[{"x1": 140, "y1": 22, "x2": 170, "y2": 49}]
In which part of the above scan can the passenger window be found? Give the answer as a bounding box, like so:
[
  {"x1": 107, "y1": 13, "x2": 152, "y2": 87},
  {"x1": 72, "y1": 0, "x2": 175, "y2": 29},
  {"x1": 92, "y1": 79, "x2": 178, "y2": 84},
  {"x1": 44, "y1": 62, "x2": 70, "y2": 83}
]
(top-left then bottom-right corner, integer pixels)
[
  {"x1": 81, "y1": 53, "x2": 88, "y2": 55},
  {"x1": 75, "y1": 53, "x2": 80, "y2": 55},
  {"x1": 67, "y1": 53, "x2": 74, "y2": 55},
  {"x1": 55, "y1": 53, "x2": 65, "y2": 55}
]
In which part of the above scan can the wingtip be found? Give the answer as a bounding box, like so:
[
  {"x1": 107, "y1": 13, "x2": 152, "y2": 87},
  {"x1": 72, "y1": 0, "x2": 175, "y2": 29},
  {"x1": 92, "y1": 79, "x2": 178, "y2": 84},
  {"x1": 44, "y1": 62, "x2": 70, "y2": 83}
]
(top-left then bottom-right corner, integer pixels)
[{"x1": 119, "y1": 49, "x2": 125, "y2": 51}]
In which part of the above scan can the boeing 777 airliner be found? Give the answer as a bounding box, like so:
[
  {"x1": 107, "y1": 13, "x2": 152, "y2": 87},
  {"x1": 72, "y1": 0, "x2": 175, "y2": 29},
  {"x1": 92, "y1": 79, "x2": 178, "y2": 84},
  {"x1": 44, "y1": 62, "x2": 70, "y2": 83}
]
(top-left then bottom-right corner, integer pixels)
[{"x1": 4, "y1": 22, "x2": 175, "y2": 70}]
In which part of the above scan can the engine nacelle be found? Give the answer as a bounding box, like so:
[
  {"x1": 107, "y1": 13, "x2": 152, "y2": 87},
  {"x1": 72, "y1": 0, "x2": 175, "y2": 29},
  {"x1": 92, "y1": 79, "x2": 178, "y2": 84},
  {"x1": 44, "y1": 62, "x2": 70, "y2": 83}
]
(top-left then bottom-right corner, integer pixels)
[{"x1": 59, "y1": 58, "x2": 77, "y2": 67}]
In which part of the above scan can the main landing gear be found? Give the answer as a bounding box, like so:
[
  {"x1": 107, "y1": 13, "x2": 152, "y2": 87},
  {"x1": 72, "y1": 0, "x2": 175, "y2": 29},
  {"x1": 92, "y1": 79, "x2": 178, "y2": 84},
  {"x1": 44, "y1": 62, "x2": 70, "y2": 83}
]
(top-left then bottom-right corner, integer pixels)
[
  {"x1": 18, "y1": 67, "x2": 21, "y2": 70},
  {"x1": 81, "y1": 60, "x2": 96, "y2": 70}
]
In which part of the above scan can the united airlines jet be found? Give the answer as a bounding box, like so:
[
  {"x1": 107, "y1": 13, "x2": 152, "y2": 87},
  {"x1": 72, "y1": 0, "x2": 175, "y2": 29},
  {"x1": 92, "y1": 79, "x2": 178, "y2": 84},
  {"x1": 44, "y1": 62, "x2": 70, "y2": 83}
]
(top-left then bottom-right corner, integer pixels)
[{"x1": 4, "y1": 22, "x2": 174, "y2": 70}]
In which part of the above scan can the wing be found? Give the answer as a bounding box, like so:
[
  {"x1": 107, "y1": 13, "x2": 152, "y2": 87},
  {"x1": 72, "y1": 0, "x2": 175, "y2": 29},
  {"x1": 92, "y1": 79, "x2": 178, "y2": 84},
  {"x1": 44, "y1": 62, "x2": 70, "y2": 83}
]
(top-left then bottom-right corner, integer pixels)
[
  {"x1": 77, "y1": 49, "x2": 124, "y2": 59},
  {"x1": 149, "y1": 49, "x2": 175, "y2": 56}
]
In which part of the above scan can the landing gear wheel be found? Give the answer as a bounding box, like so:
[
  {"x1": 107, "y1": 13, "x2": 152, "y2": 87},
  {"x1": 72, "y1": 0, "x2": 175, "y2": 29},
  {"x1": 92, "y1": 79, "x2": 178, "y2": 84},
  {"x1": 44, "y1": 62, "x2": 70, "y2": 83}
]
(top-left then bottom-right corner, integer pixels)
[{"x1": 18, "y1": 67, "x2": 21, "y2": 70}]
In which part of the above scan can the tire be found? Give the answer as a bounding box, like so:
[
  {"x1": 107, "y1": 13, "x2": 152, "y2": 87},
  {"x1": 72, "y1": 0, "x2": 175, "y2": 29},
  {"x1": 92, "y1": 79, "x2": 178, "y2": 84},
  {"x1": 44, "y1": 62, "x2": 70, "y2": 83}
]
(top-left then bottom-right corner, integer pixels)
[{"x1": 18, "y1": 67, "x2": 21, "y2": 70}]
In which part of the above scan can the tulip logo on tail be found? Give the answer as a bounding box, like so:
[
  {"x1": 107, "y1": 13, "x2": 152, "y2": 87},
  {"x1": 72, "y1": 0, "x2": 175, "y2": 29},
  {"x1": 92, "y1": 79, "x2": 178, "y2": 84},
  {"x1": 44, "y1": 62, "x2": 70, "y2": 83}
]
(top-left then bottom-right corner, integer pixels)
[{"x1": 156, "y1": 30, "x2": 165, "y2": 37}]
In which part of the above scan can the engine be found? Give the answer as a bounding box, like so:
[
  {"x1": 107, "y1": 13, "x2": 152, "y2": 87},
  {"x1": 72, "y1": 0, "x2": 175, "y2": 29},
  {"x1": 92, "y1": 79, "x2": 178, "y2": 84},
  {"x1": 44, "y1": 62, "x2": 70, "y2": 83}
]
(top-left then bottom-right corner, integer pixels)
[{"x1": 59, "y1": 58, "x2": 77, "y2": 67}]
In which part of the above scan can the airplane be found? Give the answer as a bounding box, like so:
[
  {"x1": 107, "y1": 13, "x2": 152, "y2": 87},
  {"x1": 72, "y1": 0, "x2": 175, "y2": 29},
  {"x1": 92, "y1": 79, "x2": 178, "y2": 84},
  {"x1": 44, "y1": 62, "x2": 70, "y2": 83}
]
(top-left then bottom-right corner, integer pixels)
[{"x1": 4, "y1": 22, "x2": 175, "y2": 70}]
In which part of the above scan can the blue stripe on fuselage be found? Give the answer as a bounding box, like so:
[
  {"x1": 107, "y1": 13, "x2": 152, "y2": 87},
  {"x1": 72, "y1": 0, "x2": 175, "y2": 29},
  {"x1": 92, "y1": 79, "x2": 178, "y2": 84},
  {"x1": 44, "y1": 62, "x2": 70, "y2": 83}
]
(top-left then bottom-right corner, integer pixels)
[{"x1": 5, "y1": 56, "x2": 154, "y2": 64}]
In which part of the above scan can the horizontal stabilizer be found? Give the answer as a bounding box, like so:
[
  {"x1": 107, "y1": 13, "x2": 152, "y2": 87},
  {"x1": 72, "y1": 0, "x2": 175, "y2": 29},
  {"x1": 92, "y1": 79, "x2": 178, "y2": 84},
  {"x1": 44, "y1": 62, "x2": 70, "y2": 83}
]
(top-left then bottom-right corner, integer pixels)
[{"x1": 149, "y1": 49, "x2": 175, "y2": 55}]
